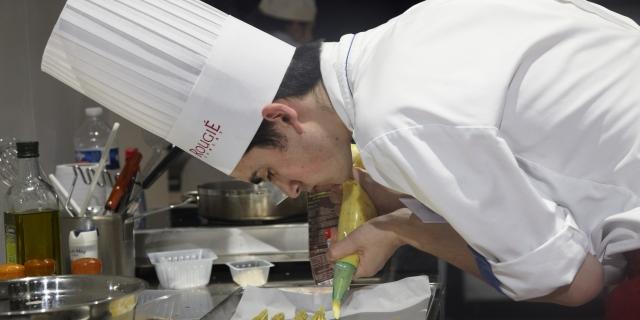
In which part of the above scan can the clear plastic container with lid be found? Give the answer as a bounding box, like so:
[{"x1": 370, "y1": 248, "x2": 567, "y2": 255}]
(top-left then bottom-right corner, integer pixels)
[
  {"x1": 226, "y1": 259, "x2": 274, "y2": 287},
  {"x1": 148, "y1": 248, "x2": 217, "y2": 289},
  {"x1": 74, "y1": 107, "x2": 120, "y2": 170}
]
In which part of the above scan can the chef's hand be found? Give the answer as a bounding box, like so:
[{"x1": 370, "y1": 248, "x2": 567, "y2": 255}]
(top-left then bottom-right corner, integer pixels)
[{"x1": 327, "y1": 209, "x2": 411, "y2": 278}]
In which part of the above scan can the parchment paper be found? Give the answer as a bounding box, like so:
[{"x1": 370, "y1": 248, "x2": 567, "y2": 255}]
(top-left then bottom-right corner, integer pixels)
[{"x1": 230, "y1": 276, "x2": 431, "y2": 320}]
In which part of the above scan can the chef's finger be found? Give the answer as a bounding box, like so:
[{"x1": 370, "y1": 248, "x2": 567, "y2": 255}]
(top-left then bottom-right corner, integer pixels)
[{"x1": 327, "y1": 238, "x2": 358, "y2": 263}]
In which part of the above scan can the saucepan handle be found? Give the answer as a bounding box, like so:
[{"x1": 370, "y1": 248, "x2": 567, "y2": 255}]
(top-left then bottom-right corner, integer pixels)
[{"x1": 123, "y1": 193, "x2": 197, "y2": 224}]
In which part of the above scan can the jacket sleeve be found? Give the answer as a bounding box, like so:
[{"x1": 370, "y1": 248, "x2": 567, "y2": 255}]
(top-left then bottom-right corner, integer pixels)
[{"x1": 360, "y1": 124, "x2": 590, "y2": 300}]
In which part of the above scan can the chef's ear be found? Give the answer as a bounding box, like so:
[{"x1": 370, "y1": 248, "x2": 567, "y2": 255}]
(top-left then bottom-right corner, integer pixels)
[{"x1": 262, "y1": 103, "x2": 304, "y2": 134}]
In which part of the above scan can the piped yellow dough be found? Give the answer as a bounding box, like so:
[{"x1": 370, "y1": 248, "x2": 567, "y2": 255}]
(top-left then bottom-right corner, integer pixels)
[{"x1": 252, "y1": 309, "x2": 268, "y2": 320}]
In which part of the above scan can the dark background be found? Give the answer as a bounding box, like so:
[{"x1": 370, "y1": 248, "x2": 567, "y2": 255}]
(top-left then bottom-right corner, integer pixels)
[{"x1": 204, "y1": 0, "x2": 639, "y2": 41}]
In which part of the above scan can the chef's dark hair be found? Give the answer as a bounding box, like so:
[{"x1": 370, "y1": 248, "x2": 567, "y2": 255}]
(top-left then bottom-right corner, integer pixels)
[{"x1": 246, "y1": 41, "x2": 322, "y2": 152}]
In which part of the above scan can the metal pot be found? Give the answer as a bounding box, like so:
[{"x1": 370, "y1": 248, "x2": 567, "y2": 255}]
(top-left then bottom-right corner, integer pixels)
[
  {"x1": 197, "y1": 181, "x2": 307, "y2": 221},
  {"x1": 0, "y1": 275, "x2": 145, "y2": 319}
]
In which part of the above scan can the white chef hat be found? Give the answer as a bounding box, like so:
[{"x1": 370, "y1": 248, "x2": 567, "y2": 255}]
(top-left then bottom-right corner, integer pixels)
[
  {"x1": 42, "y1": 0, "x2": 295, "y2": 174},
  {"x1": 259, "y1": 0, "x2": 317, "y2": 23}
]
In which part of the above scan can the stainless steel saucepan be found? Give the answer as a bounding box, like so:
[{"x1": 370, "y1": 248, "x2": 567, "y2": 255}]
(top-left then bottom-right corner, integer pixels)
[
  {"x1": 127, "y1": 181, "x2": 307, "y2": 223},
  {"x1": 197, "y1": 181, "x2": 307, "y2": 221}
]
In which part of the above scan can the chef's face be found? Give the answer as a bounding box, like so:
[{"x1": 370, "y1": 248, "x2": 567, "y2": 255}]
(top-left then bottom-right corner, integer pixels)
[
  {"x1": 231, "y1": 95, "x2": 353, "y2": 197},
  {"x1": 232, "y1": 139, "x2": 351, "y2": 198}
]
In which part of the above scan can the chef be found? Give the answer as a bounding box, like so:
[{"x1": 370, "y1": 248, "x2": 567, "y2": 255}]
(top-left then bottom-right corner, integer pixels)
[
  {"x1": 235, "y1": 0, "x2": 640, "y2": 308},
  {"x1": 42, "y1": 0, "x2": 639, "y2": 312}
]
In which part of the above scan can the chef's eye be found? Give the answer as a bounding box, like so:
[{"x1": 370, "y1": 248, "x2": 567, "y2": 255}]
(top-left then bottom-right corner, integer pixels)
[
  {"x1": 250, "y1": 169, "x2": 274, "y2": 185},
  {"x1": 250, "y1": 176, "x2": 263, "y2": 184}
]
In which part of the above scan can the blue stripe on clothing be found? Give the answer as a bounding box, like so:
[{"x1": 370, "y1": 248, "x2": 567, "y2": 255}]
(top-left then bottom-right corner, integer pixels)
[
  {"x1": 469, "y1": 246, "x2": 505, "y2": 295},
  {"x1": 344, "y1": 35, "x2": 355, "y2": 97}
]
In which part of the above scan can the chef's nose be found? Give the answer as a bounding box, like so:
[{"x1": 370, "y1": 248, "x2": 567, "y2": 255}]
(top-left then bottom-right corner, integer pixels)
[{"x1": 274, "y1": 179, "x2": 302, "y2": 198}]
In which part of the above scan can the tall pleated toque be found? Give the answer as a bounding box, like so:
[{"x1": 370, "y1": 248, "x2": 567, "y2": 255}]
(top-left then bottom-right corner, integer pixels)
[{"x1": 42, "y1": 0, "x2": 295, "y2": 174}]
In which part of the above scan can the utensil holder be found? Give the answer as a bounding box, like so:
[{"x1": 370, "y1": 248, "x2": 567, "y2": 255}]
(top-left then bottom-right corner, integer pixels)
[{"x1": 60, "y1": 214, "x2": 134, "y2": 276}]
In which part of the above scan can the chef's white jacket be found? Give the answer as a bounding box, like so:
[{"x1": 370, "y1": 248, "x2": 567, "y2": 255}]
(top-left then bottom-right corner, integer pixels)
[{"x1": 320, "y1": 0, "x2": 640, "y2": 300}]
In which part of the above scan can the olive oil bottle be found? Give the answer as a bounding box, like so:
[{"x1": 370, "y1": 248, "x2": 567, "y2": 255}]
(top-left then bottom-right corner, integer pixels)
[{"x1": 4, "y1": 141, "x2": 60, "y2": 274}]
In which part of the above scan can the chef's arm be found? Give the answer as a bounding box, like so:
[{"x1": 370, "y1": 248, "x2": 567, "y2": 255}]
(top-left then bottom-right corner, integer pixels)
[
  {"x1": 529, "y1": 254, "x2": 603, "y2": 306},
  {"x1": 351, "y1": 167, "x2": 481, "y2": 279},
  {"x1": 347, "y1": 168, "x2": 603, "y2": 305},
  {"x1": 329, "y1": 207, "x2": 603, "y2": 307},
  {"x1": 328, "y1": 208, "x2": 481, "y2": 280},
  {"x1": 382, "y1": 210, "x2": 604, "y2": 306},
  {"x1": 382, "y1": 209, "x2": 481, "y2": 279}
]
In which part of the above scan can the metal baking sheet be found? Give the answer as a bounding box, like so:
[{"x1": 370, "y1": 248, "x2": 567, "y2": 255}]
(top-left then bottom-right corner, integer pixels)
[{"x1": 201, "y1": 280, "x2": 442, "y2": 320}]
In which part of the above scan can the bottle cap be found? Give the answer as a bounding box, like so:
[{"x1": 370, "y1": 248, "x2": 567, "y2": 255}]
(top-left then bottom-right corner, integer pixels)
[
  {"x1": 69, "y1": 229, "x2": 98, "y2": 242},
  {"x1": 16, "y1": 141, "x2": 38, "y2": 158},
  {"x1": 0, "y1": 263, "x2": 26, "y2": 280},
  {"x1": 71, "y1": 257, "x2": 102, "y2": 275},
  {"x1": 85, "y1": 107, "x2": 103, "y2": 117}
]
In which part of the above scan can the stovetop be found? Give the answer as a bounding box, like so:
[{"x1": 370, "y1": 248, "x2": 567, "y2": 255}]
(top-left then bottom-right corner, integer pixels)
[{"x1": 169, "y1": 205, "x2": 308, "y2": 227}]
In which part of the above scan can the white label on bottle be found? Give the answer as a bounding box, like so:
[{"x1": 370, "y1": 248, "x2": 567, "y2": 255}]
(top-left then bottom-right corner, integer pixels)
[{"x1": 69, "y1": 245, "x2": 98, "y2": 260}]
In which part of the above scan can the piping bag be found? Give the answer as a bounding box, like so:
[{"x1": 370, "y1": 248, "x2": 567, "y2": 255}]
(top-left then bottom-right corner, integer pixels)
[{"x1": 332, "y1": 145, "x2": 377, "y2": 319}]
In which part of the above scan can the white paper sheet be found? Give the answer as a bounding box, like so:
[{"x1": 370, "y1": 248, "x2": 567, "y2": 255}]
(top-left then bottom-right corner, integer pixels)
[{"x1": 230, "y1": 276, "x2": 431, "y2": 320}]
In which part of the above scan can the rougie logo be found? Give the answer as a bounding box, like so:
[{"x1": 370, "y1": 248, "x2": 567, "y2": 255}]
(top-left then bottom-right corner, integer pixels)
[{"x1": 189, "y1": 120, "x2": 222, "y2": 158}]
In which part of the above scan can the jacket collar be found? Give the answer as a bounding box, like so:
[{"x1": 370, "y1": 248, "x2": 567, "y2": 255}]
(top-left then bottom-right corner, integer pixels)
[{"x1": 320, "y1": 34, "x2": 356, "y2": 131}]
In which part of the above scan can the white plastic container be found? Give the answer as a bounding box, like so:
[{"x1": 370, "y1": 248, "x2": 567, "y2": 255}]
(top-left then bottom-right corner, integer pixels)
[
  {"x1": 226, "y1": 259, "x2": 274, "y2": 287},
  {"x1": 148, "y1": 249, "x2": 217, "y2": 289}
]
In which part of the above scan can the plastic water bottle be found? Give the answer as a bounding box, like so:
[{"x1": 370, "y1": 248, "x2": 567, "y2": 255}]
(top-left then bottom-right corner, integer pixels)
[{"x1": 74, "y1": 107, "x2": 120, "y2": 170}]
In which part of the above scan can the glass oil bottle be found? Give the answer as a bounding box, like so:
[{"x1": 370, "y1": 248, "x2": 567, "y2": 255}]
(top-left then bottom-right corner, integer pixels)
[{"x1": 4, "y1": 141, "x2": 60, "y2": 275}]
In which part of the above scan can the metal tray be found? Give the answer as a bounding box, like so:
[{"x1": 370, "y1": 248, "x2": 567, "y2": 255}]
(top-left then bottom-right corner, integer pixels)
[
  {"x1": 201, "y1": 279, "x2": 443, "y2": 320},
  {"x1": 0, "y1": 275, "x2": 146, "y2": 319}
]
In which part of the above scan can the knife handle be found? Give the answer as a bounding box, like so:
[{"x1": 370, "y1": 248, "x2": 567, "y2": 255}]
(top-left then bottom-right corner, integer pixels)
[{"x1": 105, "y1": 150, "x2": 142, "y2": 211}]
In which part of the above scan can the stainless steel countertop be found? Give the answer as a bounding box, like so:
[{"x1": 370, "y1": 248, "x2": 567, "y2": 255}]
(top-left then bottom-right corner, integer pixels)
[
  {"x1": 134, "y1": 224, "x2": 443, "y2": 319},
  {"x1": 202, "y1": 279, "x2": 442, "y2": 320},
  {"x1": 134, "y1": 223, "x2": 311, "y2": 319}
]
